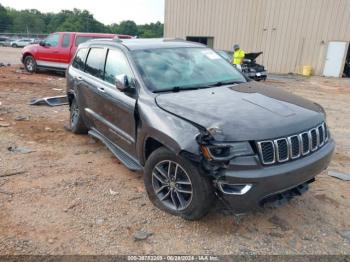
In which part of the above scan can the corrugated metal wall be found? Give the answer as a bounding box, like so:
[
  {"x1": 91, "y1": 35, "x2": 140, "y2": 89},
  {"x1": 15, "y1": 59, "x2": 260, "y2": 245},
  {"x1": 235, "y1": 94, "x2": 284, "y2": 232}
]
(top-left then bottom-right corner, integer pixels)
[{"x1": 164, "y1": 0, "x2": 350, "y2": 75}]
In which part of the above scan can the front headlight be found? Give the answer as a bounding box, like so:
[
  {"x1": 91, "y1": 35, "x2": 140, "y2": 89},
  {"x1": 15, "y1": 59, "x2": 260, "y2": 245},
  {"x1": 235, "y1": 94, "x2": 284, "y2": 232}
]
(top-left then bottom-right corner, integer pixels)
[{"x1": 200, "y1": 142, "x2": 254, "y2": 161}]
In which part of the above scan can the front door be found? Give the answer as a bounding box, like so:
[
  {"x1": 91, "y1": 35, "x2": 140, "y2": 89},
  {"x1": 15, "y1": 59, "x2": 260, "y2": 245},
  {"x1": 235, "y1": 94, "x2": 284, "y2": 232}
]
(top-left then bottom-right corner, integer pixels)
[
  {"x1": 99, "y1": 48, "x2": 137, "y2": 157},
  {"x1": 36, "y1": 33, "x2": 64, "y2": 68},
  {"x1": 323, "y1": 41, "x2": 348, "y2": 77}
]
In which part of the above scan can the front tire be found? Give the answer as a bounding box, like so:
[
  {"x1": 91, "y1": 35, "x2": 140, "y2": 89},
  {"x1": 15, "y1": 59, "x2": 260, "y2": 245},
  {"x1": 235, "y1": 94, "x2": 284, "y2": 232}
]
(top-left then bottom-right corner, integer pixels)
[
  {"x1": 144, "y1": 147, "x2": 214, "y2": 220},
  {"x1": 70, "y1": 98, "x2": 88, "y2": 134},
  {"x1": 24, "y1": 55, "x2": 37, "y2": 73}
]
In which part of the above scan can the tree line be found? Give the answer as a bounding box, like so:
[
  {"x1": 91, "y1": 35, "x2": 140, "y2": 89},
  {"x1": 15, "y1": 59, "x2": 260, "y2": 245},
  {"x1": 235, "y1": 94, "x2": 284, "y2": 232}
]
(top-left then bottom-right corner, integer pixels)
[{"x1": 0, "y1": 4, "x2": 163, "y2": 38}]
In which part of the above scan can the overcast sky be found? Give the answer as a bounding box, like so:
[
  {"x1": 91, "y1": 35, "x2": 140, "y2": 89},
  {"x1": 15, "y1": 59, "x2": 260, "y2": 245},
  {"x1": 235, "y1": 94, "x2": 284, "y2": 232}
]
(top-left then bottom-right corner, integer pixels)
[{"x1": 1, "y1": 0, "x2": 165, "y2": 25}]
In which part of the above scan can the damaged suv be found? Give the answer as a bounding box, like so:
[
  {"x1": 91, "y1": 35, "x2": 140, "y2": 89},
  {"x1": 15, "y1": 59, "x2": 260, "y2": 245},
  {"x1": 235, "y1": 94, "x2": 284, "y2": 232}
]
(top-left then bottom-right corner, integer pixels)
[{"x1": 66, "y1": 39, "x2": 335, "y2": 220}]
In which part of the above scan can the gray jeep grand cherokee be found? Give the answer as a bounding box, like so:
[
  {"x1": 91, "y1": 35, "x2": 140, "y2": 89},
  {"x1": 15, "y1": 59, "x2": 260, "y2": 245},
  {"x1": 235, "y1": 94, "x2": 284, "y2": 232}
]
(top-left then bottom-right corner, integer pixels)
[{"x1": 66, "y1": 38, "x2": 335, "y2": 220}]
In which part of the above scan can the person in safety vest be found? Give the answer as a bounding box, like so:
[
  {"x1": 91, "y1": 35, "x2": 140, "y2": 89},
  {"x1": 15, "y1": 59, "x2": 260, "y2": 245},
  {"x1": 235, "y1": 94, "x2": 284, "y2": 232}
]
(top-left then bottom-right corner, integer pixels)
[{"x1": 232, "y1": 44, "x2": 245, "y2": 70}]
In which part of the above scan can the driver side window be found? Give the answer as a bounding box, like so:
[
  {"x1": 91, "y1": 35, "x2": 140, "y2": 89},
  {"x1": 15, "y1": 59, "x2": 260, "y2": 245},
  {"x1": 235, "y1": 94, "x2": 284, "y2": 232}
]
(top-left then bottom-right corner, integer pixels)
[
  {"x1": 104, "y1": 49, "x2": 133, "y2": 86},
  {"x1": 44, "y1": 34, "x2": 59, "y2": 47}
]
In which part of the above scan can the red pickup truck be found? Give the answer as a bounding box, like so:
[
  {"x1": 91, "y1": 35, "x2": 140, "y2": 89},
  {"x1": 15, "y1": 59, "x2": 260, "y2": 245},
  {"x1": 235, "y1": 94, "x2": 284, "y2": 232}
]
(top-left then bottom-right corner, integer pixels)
[{"x1": 21, "y1": 32, "x2": 133, "y2": 73}]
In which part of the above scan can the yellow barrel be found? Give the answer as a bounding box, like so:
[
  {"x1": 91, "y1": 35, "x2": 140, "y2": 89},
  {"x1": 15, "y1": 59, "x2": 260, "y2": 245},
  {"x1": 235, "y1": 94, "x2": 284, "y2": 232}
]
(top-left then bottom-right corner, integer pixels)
[{"x1": 302, "y1": 65, "x2": 312, "y2": 76}]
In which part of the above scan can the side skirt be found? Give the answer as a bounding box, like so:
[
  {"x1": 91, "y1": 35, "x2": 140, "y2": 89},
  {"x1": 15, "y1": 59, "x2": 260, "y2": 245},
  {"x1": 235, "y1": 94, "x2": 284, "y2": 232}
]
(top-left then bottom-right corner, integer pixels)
[{"x1": 88, "y1": 128, "x2": 143, "y2": 172}]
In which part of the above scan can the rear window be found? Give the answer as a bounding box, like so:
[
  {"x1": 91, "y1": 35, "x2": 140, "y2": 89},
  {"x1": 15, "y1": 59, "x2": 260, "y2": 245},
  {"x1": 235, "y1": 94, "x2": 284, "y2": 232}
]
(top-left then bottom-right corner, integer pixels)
[
  {"x1": 85, "y1": 48, "x2": 107, "y2": 79},
  {"x1": 72, "y1": 48, "x2": 88, "y2": 71},
  {"x1": 62, "y1": 34, "x2": 70, "y2": 48}
]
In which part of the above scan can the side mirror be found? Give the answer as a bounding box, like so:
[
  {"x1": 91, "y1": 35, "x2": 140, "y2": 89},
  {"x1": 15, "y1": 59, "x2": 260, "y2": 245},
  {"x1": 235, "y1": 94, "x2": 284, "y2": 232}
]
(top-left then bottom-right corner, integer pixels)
[
  {"x1": 39, "y1": 40, "x2": 45, "y2": 47},
  {"x1": 115, "y1": 74, "x2": 134, "y2": 92}
]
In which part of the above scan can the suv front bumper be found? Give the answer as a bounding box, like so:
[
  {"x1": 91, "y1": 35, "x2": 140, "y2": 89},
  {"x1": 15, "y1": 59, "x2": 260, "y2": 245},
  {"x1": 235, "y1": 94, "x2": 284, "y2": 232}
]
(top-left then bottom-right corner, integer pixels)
[{"x1": 216, "y1": 138, "x2": 335, "y2": 213}]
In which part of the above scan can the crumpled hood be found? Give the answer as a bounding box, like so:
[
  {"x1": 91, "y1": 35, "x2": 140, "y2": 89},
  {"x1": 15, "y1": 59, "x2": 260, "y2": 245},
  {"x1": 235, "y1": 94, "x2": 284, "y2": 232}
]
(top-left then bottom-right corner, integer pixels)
[{"x1": 155, "y1": 81, "x2": 325, "y2": 141}]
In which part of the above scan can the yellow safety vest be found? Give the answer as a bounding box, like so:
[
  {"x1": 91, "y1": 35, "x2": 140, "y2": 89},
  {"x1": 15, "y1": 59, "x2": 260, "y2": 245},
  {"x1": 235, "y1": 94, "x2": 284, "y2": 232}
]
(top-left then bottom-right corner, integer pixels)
[{"x1": 233, "y1": 49, "x2": 245, "y2": 65}]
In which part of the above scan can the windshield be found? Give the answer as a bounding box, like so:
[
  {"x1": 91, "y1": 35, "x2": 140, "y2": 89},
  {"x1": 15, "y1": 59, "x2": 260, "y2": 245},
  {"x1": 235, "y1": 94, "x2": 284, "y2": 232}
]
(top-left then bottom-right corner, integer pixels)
[{"x1": 131, "y1": 47, "x2": 246, "y2": 92}]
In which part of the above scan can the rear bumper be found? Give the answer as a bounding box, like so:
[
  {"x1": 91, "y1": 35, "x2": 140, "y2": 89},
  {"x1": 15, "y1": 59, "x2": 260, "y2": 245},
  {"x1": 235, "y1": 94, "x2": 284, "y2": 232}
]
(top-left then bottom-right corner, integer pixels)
[{"x1": 216, "y1": 139, "x2": 335, "y2": 213}]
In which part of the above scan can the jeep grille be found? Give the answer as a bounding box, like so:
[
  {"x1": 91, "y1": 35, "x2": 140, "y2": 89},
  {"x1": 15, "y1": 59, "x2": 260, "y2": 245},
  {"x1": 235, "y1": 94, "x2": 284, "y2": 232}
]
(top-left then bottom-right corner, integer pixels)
[{"x1": 257, "y1": 122, "x2": 328, "y2": 165}]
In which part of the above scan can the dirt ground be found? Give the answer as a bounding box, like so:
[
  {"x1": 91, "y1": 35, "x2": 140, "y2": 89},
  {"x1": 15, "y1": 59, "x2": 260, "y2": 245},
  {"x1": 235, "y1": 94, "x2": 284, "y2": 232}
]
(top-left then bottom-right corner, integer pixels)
[
  {"x1": 0, "y1": 55, "x2": 350, "y2": 255},
  {"x1": 0, "y1": 47, "x2": 22, "y2": 65}
]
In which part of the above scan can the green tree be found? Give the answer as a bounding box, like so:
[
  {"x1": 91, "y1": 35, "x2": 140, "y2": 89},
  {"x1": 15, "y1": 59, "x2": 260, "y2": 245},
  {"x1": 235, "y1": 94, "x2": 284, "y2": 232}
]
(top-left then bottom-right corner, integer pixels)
[
  {"x1": 138, "y1": 21, "x2": 164, "y2": 38},
  {"x1": 0, "y1": 4, "x2": 12, "y2": 32},
  {"x1": 1, "y1": 6, "x2": 163, "y2": 37},
  {"x1": 117, "y1": 20, "x2": 138, "y2": 36}
]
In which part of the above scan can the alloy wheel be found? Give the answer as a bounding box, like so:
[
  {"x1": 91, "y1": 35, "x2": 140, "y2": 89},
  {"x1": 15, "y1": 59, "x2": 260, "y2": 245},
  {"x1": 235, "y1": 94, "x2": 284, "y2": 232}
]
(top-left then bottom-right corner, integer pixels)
[
  {"x1": 26, "y1": 58, "x2": 34, "y2": 72},
  {"x1": 70, "y1": 101, "x2": 80, "y2": 127},
  {"x1": 152, "y1": 160, "x2": 193, "y2": 211}
]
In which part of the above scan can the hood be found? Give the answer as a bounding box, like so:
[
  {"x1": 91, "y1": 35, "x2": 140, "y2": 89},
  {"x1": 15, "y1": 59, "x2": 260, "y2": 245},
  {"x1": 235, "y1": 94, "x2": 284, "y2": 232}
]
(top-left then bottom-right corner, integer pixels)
[
  {"x1": 244, "y1": 52, "x2": 263, "y2": 60},
  {"x1": 22, "y1": 44, "x2": 38, "y2": 54},
  {"x1": 155, "y1": 81, "x2": 325, "y2": 141}
]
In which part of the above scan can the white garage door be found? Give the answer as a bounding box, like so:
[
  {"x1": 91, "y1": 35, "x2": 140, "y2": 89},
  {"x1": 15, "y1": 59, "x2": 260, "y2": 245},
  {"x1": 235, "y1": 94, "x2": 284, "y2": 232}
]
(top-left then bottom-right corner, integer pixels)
[{"x1": 323, "y1": 41, "x2": 348, "y2": 77}]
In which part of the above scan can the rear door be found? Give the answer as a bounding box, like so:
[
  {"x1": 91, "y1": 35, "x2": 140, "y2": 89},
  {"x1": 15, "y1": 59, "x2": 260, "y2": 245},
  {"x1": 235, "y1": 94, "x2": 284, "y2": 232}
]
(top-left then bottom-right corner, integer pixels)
[
  {"x1": 60, "y1": 33, "x2": 73, "y2": 64},
  {"x1": 76, "y1": 47, "x2": 107, "y2": 131}
]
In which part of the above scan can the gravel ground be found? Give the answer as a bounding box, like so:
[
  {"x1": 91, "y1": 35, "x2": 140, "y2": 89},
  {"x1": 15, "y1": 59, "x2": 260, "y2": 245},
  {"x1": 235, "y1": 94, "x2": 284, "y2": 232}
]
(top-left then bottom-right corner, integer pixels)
[
  {"x1": 0, "y1": 65, "x2": 349, "y2": 255},
  {"x1": 0, "y1": 46, "x2": 22, "y2": 65}
]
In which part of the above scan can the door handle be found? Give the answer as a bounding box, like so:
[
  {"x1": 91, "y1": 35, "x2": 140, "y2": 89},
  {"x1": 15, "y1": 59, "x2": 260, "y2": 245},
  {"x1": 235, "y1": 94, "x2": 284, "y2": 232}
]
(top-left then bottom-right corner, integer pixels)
[
  {"x1": 53, "y1": 51, "x2": 59, "y2": 53},
  {"x1": 75, "y1": 76, "x2": 83, "y2": 81},
  {"x1": 98, "y1": 87, "x2": 105, "y2": 93}
]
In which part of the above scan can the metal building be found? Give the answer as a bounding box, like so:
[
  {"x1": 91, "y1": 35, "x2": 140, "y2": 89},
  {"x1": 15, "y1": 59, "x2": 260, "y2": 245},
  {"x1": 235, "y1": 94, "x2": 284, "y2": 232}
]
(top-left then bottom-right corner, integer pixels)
[{"x1": 164, "y1": 0, "x2": 350, "y2": 77}]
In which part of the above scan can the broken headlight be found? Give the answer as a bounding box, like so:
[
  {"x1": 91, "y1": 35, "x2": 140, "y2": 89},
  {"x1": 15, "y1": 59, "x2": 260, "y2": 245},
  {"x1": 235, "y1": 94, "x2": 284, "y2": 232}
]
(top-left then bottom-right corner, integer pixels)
[{"x1": 201, "y1": 142, "x2": 254, "y2": 161}]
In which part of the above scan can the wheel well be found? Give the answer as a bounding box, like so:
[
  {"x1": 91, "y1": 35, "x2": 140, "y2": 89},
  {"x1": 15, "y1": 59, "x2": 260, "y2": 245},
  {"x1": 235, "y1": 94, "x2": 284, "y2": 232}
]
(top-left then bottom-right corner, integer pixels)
[
  {"x1": 145, "y1": 138, "x2": 164, "y2": 160},
  {"x1": 22, "y1": 52, "x2": 33, "y2": 60}
]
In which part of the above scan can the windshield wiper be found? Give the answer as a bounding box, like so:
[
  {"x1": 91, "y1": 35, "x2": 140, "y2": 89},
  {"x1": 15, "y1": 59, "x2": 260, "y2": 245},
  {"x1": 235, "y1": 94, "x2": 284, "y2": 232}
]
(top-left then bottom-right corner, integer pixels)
[
  {"x1": 208, "y1": 80, "x2": 245, "y2": 87},
  {"x1": 153, "y1": 80, "x2": 245, "y2": 93},
  {"x1": 153, "y1": 85, "x2": 204, "y2": 93}
]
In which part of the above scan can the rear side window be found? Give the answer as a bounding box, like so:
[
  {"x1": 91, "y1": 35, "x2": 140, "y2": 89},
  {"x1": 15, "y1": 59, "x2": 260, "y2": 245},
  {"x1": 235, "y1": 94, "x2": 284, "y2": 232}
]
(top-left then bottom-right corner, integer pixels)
[
  {"x1": 75, "y1": 36, "x2": 108, "y2": 47},
  {"x1": 105, "y1": 49, "x2": 133, "y2": 85},
  {"x1": 72, "y1": 48, "x2": 88, "y2": 71},
  {"x1": 62, "y1": 34, "x2": 70, "y2": 48},
  {"x1": 85, "y1": 48, "x2": 107, "y2": 79},
  {"x1": 75, "y1": 36, "x2": 93, "y2": 47}
]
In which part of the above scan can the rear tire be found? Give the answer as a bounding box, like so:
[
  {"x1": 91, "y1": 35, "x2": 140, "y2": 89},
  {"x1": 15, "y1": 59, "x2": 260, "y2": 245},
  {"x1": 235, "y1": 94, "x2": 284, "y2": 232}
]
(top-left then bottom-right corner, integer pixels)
[
  {"x1": 144, "y1": 147, "x2": 214, "y2": 220},
  {"x1": 24, "y1": 55, "x2": 37, "y2": 73},
  {"x1": 70, "y1": 98, "x2": 88, "y2": 134}
]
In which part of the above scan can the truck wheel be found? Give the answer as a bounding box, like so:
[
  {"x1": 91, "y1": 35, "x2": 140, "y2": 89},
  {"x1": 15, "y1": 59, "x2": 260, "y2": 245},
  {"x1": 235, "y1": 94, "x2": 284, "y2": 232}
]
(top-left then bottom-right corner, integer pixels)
[
  {"x1": 144, "y1": 147, "x2": 214, "y2": 220},
  {"x1": 12, "y1": 44, "x2": 17, "y2": 48},
  {"x1": 70, "y1": 98, "x2": 88, "y2": 134},
  {"x1": 24, "y1": 55, "x2": 37, "y2": 73}
]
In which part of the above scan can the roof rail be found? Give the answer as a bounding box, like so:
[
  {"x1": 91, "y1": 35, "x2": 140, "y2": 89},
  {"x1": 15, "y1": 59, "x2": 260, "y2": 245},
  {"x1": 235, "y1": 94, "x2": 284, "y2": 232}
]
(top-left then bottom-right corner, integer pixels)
[
  {"x1": 113, "y1": 36, "x2": 123, "y2": 43},
  {"x1": 87, "y1": 38, "x2": 113, "y2": 42},
  {"x1": 163, "y1": 37, "x2": 185, "y2": 42}
]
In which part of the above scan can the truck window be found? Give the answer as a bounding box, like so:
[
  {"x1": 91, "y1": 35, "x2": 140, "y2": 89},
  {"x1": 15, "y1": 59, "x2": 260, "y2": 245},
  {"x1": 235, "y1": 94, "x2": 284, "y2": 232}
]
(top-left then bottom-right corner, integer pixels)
[
  {"x1": 72, "y1": 48, "x2": 88, "y2": 71},
  {"x1": 85, "y1": 48, "x2": 107, "y2": 79},
  {"x1": 75, "y1": 36, "x2": 93, "y2": 47},
  {"x1": 44, "y1": 33, "x2": 59, "y2": 47},
  {"x1": 75, "y1": 36, "x2": 110, "y2": 47},
  {"x1": 62, "y1": 34, "x2": 70, "y2": 48},
  {"x1": 105, "y1": 49, "x2": 133, "y2": 85}
]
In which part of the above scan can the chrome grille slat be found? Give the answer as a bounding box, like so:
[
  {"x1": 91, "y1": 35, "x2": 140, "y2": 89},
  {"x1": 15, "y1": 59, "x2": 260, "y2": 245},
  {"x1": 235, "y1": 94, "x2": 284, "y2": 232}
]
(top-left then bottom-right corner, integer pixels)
[
  {"x1": 274, "y1": 138, "x2": 289, "y2": 162},
  {"x1": 288, "y1": 135, "x2": 301, "y2": 159},
  {"x1": 257, "y1": 141, "x2": 275, "y2": 165},
  {"x1": 300, "y1": 132, "x2": 310, "y2": 155},
  {"x1": 257, "y1": 122, "x2": 328, "y2": 165}
]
